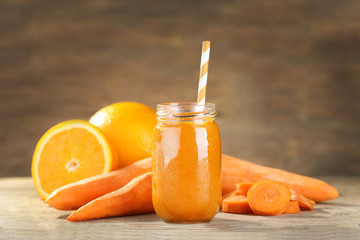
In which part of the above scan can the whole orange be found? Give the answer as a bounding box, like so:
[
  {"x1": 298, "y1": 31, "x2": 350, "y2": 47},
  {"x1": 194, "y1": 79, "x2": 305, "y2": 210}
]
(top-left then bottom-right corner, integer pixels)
[{"x1": 89, "y1": 102, "x2": 156, "y2": 168}]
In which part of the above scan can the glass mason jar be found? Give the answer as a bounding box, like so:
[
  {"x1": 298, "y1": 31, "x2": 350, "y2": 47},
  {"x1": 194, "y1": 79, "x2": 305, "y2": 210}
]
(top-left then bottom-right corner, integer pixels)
[{"x1": 152, "y1": 102, "x2": 222, "y2": 223}]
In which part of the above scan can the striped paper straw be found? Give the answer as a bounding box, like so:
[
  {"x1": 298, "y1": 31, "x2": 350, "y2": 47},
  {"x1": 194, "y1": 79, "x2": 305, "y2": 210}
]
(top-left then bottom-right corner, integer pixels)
[{"x1": 197, "y1": 41, "x2": 211, "y2": 105}]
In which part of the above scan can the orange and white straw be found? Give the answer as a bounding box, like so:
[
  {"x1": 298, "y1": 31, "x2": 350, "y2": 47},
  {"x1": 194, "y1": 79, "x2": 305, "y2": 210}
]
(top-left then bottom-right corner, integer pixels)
[{"x1": 197, "y1": 41, "x2": 211, "y2": 105}]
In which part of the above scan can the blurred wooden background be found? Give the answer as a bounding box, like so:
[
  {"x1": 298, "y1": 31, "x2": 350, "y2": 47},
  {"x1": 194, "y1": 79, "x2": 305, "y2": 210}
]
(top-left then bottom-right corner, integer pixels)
[{"x1": 1, "y1": 0, "x2": 359, "y2": 177}]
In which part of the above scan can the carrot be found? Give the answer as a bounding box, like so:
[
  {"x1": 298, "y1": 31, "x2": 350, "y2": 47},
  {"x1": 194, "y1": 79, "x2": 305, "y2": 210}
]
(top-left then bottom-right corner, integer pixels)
[
  {"x1": 290, "y1": 189, "x2": 315, "y2": 210},
  {"x1": 283, "y1": 201, "x2": 301, "y2": 214},
  {"x1": 47, "y1": 154, "x2": 336, "y2": 211},
  {"x1": 46, "y1": 157, "x2": 152, "y2": 210},
  {"x1": 222, "y1": 190, "x2": 240, "y2": 200},
  {"x1": 221, "y1": 190, "x2": 239, "y2": 208},
  {"x1": 247, "y1": 180, "x2": 291, "y2": 216},
  {"x1": 221, "y1": 154, "x2": 339, "y2": 202},
  {"x1": 67, "y1": 172, "x2": 154, "y2": 222},
  {"x1": 222, "y1": 195, "x2": 252, "y2": 214},
  {"x1": 236, "y1": 182, "x2": 255, "y2": 196}
]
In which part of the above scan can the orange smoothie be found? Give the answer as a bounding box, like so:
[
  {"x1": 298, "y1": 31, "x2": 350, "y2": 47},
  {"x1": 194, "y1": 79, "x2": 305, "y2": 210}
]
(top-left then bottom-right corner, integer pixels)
[{"x1": 152, "y1": 103, "x2": 221, "y2": 223}]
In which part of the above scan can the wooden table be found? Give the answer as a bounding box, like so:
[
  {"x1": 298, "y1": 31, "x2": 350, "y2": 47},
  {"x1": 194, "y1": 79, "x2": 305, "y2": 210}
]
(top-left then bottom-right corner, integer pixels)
[{"x1": 1, "y1": 177, "x2": 359, "y2": 240}]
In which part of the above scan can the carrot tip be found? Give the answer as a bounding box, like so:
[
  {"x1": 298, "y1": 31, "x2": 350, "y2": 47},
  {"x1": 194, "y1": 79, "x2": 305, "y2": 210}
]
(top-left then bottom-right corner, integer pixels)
[{"x1": 67, "y1": 213, "x2": 76, "y2": 222}]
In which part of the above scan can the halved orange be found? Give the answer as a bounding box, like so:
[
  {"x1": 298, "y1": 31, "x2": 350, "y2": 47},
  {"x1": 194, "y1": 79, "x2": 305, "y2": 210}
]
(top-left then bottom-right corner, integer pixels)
[{"x1": 32, "y1": 119, "x2": 117, "y2": 200}]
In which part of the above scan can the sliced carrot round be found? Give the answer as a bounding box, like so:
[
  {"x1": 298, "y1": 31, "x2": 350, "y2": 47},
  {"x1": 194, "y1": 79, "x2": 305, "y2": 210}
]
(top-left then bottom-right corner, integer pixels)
[
  {"x1": 222, "y1": 195, "x2": 252, "y2": 214},
  {"x1": 247, "y1": 180, "x2": 291, "y2": 216},
  {"x1": 236, "y1": 182, "x2": 255, "y2": 196},
  {"x1": 290, "y1": 189, "x2": 315, "y2": 210},
  {"x1": 283, "y1": 201, "x2": 301, "y2": 214}
]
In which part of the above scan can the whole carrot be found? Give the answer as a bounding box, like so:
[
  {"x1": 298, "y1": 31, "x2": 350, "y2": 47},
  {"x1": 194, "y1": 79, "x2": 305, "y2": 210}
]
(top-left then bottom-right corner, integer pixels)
[
  {"x1": 47, "y1": 154, "x2": 338, "y2": 211},
  {"x1": 46, "y1": 158, "x2": 151, "y2": 210},
  {"x1": 67, "y1": 172, "x2": 154, "y2": 222},
  {"x1": 222, "y1": 154, "x2": 339, "y2": 202}
]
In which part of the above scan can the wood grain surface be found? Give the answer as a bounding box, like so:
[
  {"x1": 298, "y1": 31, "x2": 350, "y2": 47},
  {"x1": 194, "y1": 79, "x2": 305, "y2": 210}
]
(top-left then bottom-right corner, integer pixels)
[
  {"x1": 0, "y1": 177, "x2": 359, "y2": 240},
  {"x1": 1, "y1": 0, "x2": 360, "y2": 176}
]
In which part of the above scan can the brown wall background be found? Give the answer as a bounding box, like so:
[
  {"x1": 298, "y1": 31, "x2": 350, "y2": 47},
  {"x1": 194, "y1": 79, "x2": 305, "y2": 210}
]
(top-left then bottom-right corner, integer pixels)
[{"x1": 1, "y1": 0, "x2": 360, "y2": 177}]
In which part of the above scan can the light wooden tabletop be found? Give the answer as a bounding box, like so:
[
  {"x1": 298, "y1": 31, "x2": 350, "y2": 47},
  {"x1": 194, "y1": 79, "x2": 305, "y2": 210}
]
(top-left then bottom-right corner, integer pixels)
[{"x1": 0, "y1": 177, "x2": 359, "y2": 240}]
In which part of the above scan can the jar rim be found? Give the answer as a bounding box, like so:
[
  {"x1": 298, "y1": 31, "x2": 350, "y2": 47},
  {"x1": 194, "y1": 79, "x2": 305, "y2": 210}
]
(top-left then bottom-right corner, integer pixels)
[{"x1": 156, "y1": 102, "x2": 216, "y2": 119}]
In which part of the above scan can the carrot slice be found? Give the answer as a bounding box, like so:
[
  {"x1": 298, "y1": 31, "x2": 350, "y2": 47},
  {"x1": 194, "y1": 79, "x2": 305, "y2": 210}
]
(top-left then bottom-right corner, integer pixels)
[
  {"x1": 67, "y1": 172, "x2": 154, "y2": 222},
  {"x1": 222, "y1": 190, "x2": 240, "y2": 200},
  {"x1": 247, "y1": 180, "x2": 291, "y2": 216},
  {"x1": 221, "y1": 190, "x2": 240, "y2": 208},
  {"x1": 283, "y1": 201, "x2": 301, "y2": 214},
  {"x1": 222, "y1": 195, "x2": 252, "y2": 214},
  {"x1": 221, "y1": 154, "x2": 339, "y2": 202},
  {"x1": 46, "y1": 157, "x2": 152, "y2": 210},
  {"x1": 291, "y1": 189, "x2": 315, "y2": 210},
  {"x1": 236, "y1": 183, "x2": 255, "y2": 196}
]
